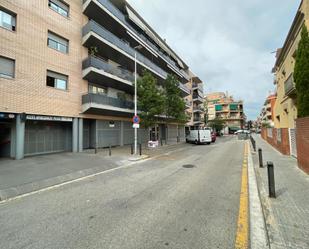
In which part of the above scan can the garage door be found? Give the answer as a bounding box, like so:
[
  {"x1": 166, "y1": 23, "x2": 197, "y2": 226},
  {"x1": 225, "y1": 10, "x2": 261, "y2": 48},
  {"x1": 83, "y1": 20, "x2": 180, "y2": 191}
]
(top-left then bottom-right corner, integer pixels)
[
  {"x1": 97, "y1": 120, "x2": 121, "y2": 147},
  {"x1": 168, "y1": 125, "x2": 178, "y2": 143},
  {"x1": 178, "y1": 126, "x2": 185, "y2": 141},
  {"x1": 123, "y1": 121, "x2": 134, "y2": 145},
  {"x1": 24, "y1": 121, "x2": 72, "y2": 156}
]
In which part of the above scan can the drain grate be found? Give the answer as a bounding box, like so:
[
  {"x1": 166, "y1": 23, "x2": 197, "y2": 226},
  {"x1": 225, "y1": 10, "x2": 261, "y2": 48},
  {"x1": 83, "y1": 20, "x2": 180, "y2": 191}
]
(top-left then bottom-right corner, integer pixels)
[{"x1": 182, "y1": 164, "x2": 195, "y2": 168}]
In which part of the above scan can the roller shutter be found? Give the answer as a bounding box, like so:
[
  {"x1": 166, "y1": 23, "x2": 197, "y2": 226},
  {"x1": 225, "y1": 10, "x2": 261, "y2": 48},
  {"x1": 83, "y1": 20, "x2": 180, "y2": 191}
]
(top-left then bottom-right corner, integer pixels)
[{"x1": 97, "y1": 120, "x2": 121, "y2": 147}]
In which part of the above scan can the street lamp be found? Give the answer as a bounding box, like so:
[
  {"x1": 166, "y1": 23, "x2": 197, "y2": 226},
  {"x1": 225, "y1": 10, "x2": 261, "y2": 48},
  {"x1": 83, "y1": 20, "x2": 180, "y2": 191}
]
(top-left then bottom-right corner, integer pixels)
[{"x1": 134, "y1": 45, "x2": 143, "y2": 155}]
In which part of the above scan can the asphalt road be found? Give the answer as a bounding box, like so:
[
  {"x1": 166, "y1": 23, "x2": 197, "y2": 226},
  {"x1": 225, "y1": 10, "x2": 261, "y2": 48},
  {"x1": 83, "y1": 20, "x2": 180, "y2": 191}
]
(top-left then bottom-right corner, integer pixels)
[{"x1": 0, "y1": 136, "x2": 244, "y2": 249}]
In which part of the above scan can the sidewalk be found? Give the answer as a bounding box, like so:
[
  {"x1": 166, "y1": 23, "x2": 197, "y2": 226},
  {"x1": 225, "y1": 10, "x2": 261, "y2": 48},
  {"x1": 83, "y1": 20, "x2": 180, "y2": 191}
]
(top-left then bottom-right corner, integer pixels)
[
  {"x1": 0, "y1": 142, "x2": 187, "y2": 201},
  {"x1": 251, "y1": 134, "x2": 309, "y2": 249}
]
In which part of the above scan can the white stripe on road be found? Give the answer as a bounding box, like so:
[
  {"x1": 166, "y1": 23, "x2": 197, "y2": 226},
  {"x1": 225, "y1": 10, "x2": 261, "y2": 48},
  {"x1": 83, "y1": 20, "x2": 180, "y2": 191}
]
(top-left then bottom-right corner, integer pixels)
[{"x1": 248, "y1": 142, "x2": 269, "y2": 249}]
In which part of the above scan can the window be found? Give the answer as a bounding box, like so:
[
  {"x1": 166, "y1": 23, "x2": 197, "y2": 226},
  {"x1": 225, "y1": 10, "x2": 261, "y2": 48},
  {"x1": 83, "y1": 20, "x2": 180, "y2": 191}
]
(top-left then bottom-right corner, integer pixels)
[
  {"x1": 46, "y1": 70, "x2": 68, "y2": 90},
  {"x1": 0, "y1": 8, "x2": 16, "y2": 31},
  {"x1": 88, "y1": 84, "x2": 107, "y2": 95},
  {"x1": 0, "y1": 56, "x2": 15, "y2": 78},
  {"x1": 48, "y1": 0, "x2": 69, "y2": 17},
  {"x1": 48, "y1": 31, "x2": 68, "y2": 53}
]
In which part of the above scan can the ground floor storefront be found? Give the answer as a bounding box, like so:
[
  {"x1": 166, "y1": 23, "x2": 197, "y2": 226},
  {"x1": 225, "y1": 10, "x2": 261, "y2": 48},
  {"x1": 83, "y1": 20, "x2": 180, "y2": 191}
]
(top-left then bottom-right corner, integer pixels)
[{"x1": 0, "y1": 112, "x2": 185, "y2": 160}]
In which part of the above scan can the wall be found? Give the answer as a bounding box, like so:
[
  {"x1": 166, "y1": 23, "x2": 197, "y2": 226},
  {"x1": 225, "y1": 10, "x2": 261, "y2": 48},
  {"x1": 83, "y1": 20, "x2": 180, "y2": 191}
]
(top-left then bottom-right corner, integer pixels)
[
  {"x1": 261, "y1": 127, "x2": 290, "y2": 155},
  {"x1": 296, "y1": 117, "x2": 309, "y2": 174},
  {"x1": 0, "y1": 0, "x2": 87, "y2": 118}
]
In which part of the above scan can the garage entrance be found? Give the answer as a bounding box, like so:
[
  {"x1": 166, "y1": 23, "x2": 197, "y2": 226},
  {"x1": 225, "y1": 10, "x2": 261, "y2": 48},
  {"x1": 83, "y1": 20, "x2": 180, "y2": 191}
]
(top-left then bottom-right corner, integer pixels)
[
  {"x1": 0, "y1": 121, "x2": 12, "y2": 158},
  {"x1": 24, "y1": 120, "x2": 72, "y2": 156}
]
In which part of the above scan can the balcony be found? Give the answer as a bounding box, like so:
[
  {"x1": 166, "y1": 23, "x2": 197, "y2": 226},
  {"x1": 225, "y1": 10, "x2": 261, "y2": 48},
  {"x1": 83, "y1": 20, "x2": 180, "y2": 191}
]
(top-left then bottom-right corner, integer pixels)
[
  {"x1": 193, "y1": 106, "x2": 204, "y2": 113},
  {"x1": 82, "y1": 0, "x2": 189, "y2": 81},
  {"x1": 193, "y1": 116, "x2": 203, "y2": 124},
  {"x1": 82, "y1": 20, "x2": 168, "y2": 80},
  {"x1": 185, "y1": 100, "x2": 191, "y2": 109},
  {"x1": 284, "y1": 74, "x2": 296, "y2": 98},
  {"x1": 179, "y1": 83, "x2": 190, "y2": 97},
  {"x1": 192, "y1": 83, "x2": 204, "y2": 92},
  {"x1": 82, "y1": 93, "x2": 135, "y2": 117},
  {"x1": 192, "y1": 94, "x2": 203, "y2": 104},
  {"x1": 83, "y1": 56, "x2": 134, "y2": 93}
]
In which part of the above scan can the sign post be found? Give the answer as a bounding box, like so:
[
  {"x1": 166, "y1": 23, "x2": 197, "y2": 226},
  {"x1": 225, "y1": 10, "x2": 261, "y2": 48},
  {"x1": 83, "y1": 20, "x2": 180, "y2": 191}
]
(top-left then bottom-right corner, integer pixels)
[{"x1": 133, "y1": 115, "x2": 140, "y2": 154}]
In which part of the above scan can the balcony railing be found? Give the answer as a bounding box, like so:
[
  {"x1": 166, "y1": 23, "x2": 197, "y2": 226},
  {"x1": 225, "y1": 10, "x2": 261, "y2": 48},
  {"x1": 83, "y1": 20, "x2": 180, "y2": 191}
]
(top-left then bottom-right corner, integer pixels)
[
  {"x1": 83, "y1": 0, "x2": 189, "y2": 80},
  {"x1": 284, "y1": 74, "x2": 296, "y2": 97},
  {"x1": 192, "y1": 83, "x2": 203, "y2": 91},
  {"x1": 83, "y1": 56, "x2": 134, "y2": 82},
  {"x1": 178, "y1": 83, "x2": 190, "y2": 95},
  {"x1": 192, "y1": 94, "x2": 203, "y2": 102},
  {"x1": 193, "y1": 106, "x2": 204, "y2": 112},
  {"x1": 83, "y1": 20, "x2": 168, "y2": 79},
  {"x1": 82, "y1": 93, "x2": 134, "y2": 110}
]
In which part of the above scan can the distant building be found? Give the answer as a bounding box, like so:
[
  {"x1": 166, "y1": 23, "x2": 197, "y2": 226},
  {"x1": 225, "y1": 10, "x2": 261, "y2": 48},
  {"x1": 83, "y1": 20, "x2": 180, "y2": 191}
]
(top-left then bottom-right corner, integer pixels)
[
  {"x1": 258, "y1": 94, "x2": 277, "y2": 128},
  {"x1": 205, "y1": 92, "x2": 245, "y2": 134}
]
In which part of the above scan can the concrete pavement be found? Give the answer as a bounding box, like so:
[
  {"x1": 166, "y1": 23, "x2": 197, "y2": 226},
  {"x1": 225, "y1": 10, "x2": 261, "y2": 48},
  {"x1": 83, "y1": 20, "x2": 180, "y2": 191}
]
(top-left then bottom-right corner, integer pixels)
[{"x1": 0, "y1": 136, "x2": 245, "y2": 249}]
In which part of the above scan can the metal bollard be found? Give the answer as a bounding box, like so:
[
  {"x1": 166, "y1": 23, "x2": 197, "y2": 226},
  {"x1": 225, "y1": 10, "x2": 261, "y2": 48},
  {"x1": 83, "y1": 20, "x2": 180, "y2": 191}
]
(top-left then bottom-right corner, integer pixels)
[
  {"x1": 258, "y1": 148, "x2": 263, "y2": 168},
  {"x1": 95, "y1": 143, "x2": 98, "y2": 154},
  {"x1": 267, "y1": 162, "x2": 276, "y2": 198},
  {"x1": 139, "y1": 143, "x2": 142, "y2": 156},
  {"x1": 160, "y1": 139, "x2": 163, "y2": 146},
  {"x1": 177, "y1": 136, "x2": 179, "y2": 143},
  {"x1": 131, "y1": 144, "x2": 133, "y2": 155},
  {"x1": 109, "y1": 145, "x2": 112, "y2": 156}
]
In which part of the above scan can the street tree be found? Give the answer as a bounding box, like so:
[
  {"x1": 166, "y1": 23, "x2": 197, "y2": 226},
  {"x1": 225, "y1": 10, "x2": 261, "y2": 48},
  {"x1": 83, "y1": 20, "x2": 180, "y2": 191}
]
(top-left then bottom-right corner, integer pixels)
[
  {"x1": 137, "y1": 71, "x2": 165, "y2": 128},
  {"x1": 163, "y1": 74, "x2": 187, "y2": 123},
  {"x1": 207, "y1": 118, "x2": 225, "y2": 133},
  {"x1": 294, "y1": 25, "x2": 309, "y2": 118}
]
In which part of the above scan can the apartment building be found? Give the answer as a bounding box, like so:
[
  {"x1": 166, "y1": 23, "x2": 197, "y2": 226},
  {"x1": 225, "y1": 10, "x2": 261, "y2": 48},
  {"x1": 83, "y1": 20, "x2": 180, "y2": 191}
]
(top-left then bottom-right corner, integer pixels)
[
  {"x1": 185, "y1": 72, "x2": 205, "y2": 130},
  {"x1": 272, "y1": 0, "x2": 308, "y2": 129},
  {"x1": 0, "y1": 0, "x2": 193, "y2": 159},
  {"x1": 205, "y1": 92, "x2": 245, "y2": 134},
  {"x1": 258, "y1": 94, "x2": 276, "y2": 127}
]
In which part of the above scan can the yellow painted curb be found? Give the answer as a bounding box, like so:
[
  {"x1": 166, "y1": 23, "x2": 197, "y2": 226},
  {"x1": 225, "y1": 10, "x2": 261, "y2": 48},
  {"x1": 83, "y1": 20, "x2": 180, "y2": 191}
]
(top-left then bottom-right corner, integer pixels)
[{"x1": 235, "y1": 142, "x2": 249, "y2": 249}]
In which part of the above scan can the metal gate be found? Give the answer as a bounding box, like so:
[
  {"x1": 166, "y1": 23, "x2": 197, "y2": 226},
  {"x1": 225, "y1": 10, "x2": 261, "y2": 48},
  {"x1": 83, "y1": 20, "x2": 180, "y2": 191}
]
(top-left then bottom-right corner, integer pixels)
[
  {"x1": 289, "y1": 128, "x2": 297, "y2": 158},
  {"x1": 97, "y1": 120, "x2": 121, "y2": 147},
  {"x1": 123, "y1": 121, "x2": 134, "y2": 145},
  {"x1": 24, "y1": 121, "x2": 72, "y2": 156},
  {"x1": 178, "y1": 126, "x2": 185, "y2": 141},
  {"x1": 167, "y1": 125, "x2": 178, "y2": 143}
]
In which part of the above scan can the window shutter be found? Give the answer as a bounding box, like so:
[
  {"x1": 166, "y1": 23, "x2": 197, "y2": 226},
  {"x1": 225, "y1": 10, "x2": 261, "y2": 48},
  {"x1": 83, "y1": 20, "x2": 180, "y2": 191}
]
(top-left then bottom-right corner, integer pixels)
[
  {"x1": 47, "y1": 70, "x2": 67, "y2": 81},
  {"x1": 50, "y1": 0, "x2": 69, "y2": 13}
]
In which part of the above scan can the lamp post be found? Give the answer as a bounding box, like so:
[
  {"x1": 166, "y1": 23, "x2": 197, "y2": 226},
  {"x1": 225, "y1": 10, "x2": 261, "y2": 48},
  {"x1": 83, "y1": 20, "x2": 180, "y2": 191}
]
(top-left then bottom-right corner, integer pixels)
[{"x1": 134, "y1": 45, "x2": 142, "y2": 155}]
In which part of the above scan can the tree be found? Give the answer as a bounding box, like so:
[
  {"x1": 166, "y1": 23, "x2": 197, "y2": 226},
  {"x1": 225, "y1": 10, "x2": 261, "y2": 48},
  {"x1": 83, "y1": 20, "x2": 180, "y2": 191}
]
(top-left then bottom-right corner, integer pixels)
[
  {"x1": 163, "y1": 74, "x2": 187, "y2": 123},
  {"x1": 294, "y1": 25, "x2": 309, "y2": 117},
  {"x1": 207, "y1": 118, "x2": 225, "y2": 133},
  {"x1": 137, "y1": 71, "x2": 165, "y2": 129}
]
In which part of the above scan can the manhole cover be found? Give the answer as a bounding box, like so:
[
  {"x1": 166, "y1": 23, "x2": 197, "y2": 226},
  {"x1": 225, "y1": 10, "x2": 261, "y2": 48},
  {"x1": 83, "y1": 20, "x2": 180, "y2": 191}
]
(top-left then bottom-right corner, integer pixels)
[{"x1": 182, "y1": 164, "x2": 195, "y2": 168}]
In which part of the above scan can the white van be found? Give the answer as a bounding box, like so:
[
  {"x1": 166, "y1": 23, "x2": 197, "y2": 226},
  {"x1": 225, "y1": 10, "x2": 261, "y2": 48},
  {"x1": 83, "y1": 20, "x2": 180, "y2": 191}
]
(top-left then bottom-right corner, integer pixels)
[{"x1": 186, "y1": 129, "x2": 212, "y2": 144}]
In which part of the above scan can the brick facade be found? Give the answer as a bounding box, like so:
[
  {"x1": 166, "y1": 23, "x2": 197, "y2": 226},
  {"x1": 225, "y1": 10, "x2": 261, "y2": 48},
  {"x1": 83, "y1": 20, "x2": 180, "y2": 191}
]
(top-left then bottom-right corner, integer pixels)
[
  {"x1": 261, "y1": 127, "x2": 290, "y2": 155},
  {"x1": 0, "y1": 0, "x2": 88, "y2": 118},
  {"x1": 296, "y1": 117, "x2": 309, "y2": 174}
]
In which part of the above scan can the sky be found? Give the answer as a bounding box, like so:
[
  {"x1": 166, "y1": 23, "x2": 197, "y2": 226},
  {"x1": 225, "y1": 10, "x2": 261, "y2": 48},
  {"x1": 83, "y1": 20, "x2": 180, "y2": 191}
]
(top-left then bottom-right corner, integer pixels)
[{"x1": 127, "y1": 0, "x2": 301, "y2": 120}]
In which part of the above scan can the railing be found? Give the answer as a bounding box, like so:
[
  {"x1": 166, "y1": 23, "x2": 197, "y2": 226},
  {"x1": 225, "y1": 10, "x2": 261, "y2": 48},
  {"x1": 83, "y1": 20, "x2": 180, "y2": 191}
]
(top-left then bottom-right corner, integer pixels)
[
  {"x1": 83, "y1": 56, "x2": 135, "y2": 82},
  {"x1": 83, "y1": 0, "x2": 189, "y2": 80},
  {"x1": 82, "y1": 93, "x2": 134, "y2": 110},
  {"x1": 83, "y1": 20, "x2": 168, "y2": 79},
  {"x1": 192, "y1": 94, "x2": 203, "y2": 101},
  {"x1": 284, "y1": 74, "x2": 296, "y2": 96},
  {"x1": 178, "y1": 83, "x2": 190, "y2": 95},
  {"x1": 193, "y1": 106, "x2": 204, "y2": 112},
  {"x1": 192, "y1": 83, "x2": 203, "y2": 91}
]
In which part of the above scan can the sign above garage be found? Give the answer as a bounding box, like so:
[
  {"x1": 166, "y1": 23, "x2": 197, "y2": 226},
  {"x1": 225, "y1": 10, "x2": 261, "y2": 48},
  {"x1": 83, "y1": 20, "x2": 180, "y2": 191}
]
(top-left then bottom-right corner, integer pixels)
[{"x1": 26, "y1": 115, "x2": 73, "y2": 122}]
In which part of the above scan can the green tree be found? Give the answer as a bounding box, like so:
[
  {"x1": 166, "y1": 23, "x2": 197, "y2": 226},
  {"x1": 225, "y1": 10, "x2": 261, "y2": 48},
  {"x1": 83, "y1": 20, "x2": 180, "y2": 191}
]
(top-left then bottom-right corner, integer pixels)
[
  {"x1": 137, "y1": 71, "x2": 165, "y2": 128},
  {"x1": 294, "y1": 25, "x2": 309, "y2": 117},
  {"x1": 164, "y1": 74, "x2": 187, "y2": 123},
  {"x1": 207, "y1": 118, "x2": 225, "y2": 133}
]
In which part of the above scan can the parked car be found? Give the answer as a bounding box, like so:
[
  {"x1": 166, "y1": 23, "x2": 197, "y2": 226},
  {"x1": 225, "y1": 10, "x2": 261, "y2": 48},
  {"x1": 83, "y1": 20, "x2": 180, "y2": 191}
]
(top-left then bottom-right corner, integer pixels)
[
  {"x1": 186, "y1": 129, "x2": 212, "y2": 145},
  {"x1": 211, "y1": 132, "x2": 216, "y2": 143},
  {"x1": 234, "y1": 129, "x2": 250, "y2": 135}
]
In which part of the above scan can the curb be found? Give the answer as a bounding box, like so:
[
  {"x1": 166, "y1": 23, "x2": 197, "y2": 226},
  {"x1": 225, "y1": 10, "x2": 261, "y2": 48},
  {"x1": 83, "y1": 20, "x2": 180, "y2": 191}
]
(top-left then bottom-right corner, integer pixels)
[{"x1": 248, "y1": 142, "x2": 269, "y2": 249}]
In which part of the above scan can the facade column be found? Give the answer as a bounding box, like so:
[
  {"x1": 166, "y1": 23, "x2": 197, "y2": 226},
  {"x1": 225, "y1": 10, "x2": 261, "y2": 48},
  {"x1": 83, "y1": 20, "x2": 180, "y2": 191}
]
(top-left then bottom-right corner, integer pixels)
[
  {"x1": 72, "y1": 118, "x2": 78, "y2": 153},
  {"x1": 78, "y1": 118, "x2": 83, "y2": 152},
  {"x1": 15, "y1": 114, "x2": 25, "y2": 160},
  {"x1": 120, "y1": 121, "x2": 124, "y2": 146}
]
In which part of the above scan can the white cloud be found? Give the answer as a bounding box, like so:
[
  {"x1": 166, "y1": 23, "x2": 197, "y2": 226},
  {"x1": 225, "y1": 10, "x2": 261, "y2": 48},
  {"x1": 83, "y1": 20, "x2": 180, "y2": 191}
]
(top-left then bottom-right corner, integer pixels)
[{"x1": 127, "y1": 0, "x2": 301, "y2": 119}]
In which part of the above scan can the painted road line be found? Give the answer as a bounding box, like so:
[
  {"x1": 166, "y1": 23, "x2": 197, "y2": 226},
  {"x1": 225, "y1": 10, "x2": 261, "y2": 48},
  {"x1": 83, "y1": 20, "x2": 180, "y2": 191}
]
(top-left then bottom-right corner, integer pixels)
[
  {"x1": 235, "y1": 143, "x2": 249, "y2": 249},
  {"x1": 248, "y1": 141, "x2": 269, "y2": 249}
]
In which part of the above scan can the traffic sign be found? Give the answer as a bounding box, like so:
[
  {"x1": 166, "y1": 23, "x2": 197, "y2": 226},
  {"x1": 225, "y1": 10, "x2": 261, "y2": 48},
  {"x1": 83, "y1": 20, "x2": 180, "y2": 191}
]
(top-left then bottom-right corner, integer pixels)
[
  {"x1": 132, "y1": 115, "x2": 140, "y2": 124},
  {"x1": 133, "y1": 123, "x2": 140, "y2": 129}
]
